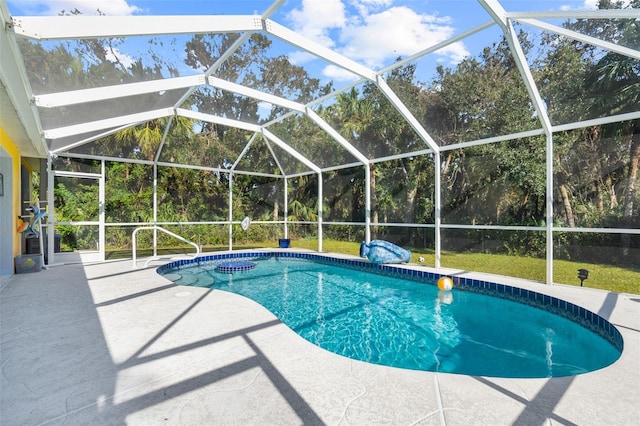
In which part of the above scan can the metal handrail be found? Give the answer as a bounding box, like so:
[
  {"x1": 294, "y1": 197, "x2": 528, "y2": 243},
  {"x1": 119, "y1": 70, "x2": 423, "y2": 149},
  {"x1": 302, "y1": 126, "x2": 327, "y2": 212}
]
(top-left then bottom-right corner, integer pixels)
[{"x1": 132, "y1": 226, "x2": 200, "y2": 268}]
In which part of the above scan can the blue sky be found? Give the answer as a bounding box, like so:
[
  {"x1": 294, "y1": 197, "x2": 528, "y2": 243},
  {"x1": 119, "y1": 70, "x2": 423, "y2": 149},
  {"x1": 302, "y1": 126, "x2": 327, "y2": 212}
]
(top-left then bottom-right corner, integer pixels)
[{"x1": 7, "y1": 0, "x2": 601, "y2": 85}]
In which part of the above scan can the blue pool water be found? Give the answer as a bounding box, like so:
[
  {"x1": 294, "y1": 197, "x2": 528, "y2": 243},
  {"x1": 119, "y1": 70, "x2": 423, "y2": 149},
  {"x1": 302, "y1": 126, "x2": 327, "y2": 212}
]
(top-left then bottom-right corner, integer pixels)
[{"x1": 159, "y1": 254, "x2": 622, "y2": 378}]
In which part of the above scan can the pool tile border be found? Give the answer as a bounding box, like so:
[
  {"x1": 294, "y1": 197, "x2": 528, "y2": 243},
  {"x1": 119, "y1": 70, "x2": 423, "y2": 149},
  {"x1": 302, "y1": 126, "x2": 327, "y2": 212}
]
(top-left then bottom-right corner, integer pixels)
[{"x1": 158, "y1": 251, "x2": 624, "y2": 352}]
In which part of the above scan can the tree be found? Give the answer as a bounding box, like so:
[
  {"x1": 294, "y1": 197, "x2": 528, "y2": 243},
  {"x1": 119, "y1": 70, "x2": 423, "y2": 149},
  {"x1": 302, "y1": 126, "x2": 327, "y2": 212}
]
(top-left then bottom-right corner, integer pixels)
[
  {"x1": 584, "y1": 17, "x2": 640, "y2": 250},
  {"x1": 428, "y1": 34, "x2": 544, "y2": 227}
]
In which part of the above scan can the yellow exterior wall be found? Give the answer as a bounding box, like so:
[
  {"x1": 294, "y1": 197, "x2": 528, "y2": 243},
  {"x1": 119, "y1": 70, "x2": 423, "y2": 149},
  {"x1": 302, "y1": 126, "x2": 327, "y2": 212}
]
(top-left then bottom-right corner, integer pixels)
[{"x1": 0, "y1": 127, "x2": 21, "y2": 257}]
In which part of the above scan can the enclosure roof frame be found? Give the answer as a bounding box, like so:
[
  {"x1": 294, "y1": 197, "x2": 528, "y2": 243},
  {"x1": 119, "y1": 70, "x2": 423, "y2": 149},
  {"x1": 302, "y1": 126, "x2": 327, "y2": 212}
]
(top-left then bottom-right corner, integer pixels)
[
  {"x1": 2, "y1": 0, "x2": 639, "y2": 231},
  {"x1": 6, "y1": 0, "x2": 638, "y2": 173}
]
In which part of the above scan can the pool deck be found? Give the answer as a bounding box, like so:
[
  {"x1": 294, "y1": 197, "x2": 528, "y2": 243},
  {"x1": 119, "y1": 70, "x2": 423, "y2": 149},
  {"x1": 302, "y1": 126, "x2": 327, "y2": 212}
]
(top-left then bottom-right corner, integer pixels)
[{"x1": 1, "y1": 250, "x2": 639, "y2": 425}]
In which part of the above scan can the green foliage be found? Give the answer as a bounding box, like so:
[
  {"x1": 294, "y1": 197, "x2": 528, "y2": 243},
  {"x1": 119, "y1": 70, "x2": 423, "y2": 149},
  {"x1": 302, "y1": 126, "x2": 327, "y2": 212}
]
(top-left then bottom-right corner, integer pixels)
[
  {"x1": 53, "y1": 177, "x2": 100, "y2": 250},
  {"x1": 105, "y1": 162, "x2": 154, "y2": 223}
]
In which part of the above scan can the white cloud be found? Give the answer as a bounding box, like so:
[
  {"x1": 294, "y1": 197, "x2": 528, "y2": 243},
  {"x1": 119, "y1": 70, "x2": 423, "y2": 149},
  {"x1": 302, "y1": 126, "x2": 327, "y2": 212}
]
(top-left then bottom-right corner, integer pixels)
[
  {"x1": 10, "y1": 0, "x2": 141, "y2": 16},
  {"x1": 355, "y1": 0, "x2": 393, "y2": 7},
  {"x1": 286, "y1": 1, "x2": 468, "y2": 75},
  {"x1": 437, "y1": 42, "x2": 470, "y2": 65},
  {"x1": 287, "y1": 51, "x2": 317, "y2": 66},
  {"x1": 104, "y1": 46, "x2": 135, "y2": 68},
  {"x1": 349, "y1": 0, "x2": 393, "y2": 16},
  {"x1": 560, "y1": 0, "x2": 597, "y2": 10},
  {"x1": 322, "y1": 64, "x2": 360, "y2": 82},
  {"x1": 340, "y1": 6, "x2": 463, "y2": 68},
  {"x1": 287, "y1": 0, "x2": 346, "y2": 47}
]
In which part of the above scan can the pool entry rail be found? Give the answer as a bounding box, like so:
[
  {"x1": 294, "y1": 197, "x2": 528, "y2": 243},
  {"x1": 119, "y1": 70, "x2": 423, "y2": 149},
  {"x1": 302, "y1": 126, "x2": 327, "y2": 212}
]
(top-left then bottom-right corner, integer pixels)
[{"x1": 132, "y1": 226, "x2": 200, "y2": 268}]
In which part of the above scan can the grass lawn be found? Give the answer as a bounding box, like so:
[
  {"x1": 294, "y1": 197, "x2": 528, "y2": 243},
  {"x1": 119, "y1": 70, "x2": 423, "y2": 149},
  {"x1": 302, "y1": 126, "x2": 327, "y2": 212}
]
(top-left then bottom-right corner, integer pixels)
[
  {"x1": 292, "y1": 239, "x2": 639, "y2": 295},
  {"x1": 108, "y1": 238, "x2": 639, "y2": 295}
]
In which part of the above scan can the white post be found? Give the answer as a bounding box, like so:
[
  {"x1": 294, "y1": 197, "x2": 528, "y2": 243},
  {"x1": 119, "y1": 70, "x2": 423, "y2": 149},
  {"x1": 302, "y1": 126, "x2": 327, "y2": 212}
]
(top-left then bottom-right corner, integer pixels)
[
  {"x1": 46, "y1": 156, "x2": 55, "y2": 266},
  {"x1": 435, "y1": 153, "x2": 441, "y2": 268},
  {"x1": 153, "y1": 163, "x2": 158, "y2": 257},
  {"x1": 228, "y1": 172, "x2": 233, "y2": 251},
  {"x1": 284, "y1": 177, "x2": 288, "y2": 239},
  {"x1": 99, "y1": 160, "x2": 105, "y2": 261},
  {"x1": 317, "y1": 172, "x2": 323, "y2": 252},
  {"x1": 365, "y1": 164, "x2": 371, "y2": 243},
  {"x1": 546, "y1": 133, "x2": 554, "y2": 285}
]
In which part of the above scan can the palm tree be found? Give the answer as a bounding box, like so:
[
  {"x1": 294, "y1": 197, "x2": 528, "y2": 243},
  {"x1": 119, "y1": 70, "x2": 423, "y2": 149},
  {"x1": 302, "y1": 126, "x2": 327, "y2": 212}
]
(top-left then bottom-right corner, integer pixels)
[{"x1": 583, "y1": 7, "x2": 640, "y2": 254}]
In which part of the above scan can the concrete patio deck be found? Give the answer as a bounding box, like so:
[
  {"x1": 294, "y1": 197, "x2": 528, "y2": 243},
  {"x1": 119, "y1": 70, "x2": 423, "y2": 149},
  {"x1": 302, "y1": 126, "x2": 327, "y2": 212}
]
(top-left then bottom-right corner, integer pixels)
[{"x1": 1, "y1": 252, "x2": 639, "y2": 425}]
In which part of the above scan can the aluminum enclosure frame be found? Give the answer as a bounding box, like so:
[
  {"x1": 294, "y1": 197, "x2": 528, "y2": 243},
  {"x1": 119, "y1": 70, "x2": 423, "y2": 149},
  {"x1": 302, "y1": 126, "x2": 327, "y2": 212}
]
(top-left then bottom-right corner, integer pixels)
[{"x1": 2, "y1": 0, "x2": 638, "y2": 281}]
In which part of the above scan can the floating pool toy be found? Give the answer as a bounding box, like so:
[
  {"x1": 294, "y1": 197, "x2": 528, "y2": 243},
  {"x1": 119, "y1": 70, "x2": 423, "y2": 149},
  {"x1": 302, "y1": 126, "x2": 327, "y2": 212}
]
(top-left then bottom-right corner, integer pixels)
[
  {"x1": 437, "y1": 276, "x2": 454, "y2": 291},
  {"x1": 360, "y1": 240, "x2": 411, "y2": 264}
]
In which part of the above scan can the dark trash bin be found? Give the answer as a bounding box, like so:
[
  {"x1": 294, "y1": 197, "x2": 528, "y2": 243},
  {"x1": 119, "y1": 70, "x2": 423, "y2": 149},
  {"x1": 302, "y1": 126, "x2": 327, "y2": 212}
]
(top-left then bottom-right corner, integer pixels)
[{"x1": 25, "y1": 233, "x2": 60, "y2": 262}]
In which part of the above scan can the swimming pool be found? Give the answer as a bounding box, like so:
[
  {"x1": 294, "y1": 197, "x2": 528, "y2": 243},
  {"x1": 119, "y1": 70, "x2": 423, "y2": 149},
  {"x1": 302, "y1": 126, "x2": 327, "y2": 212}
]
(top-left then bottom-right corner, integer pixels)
[{"x1": 158, "y1": 252, "x2": 623, "y2": 378}]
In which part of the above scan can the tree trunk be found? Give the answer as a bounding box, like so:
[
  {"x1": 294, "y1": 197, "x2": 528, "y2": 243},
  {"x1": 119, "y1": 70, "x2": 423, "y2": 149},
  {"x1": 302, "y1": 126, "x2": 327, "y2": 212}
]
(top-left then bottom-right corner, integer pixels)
[
  {"x1": 595, "y1": 180, "x2": 604, "y2": 214},
  {"x1": 607, "y1": 174, "x2": 618, "y2": 209},
  {"x1": 621, "y1": 129, "x2": 640, "y2": 255},
  {"x1": 622, "y1": 131, "x2": 640, "y2": 219},
  {"x1": 442, "y1": 152, "x2": 452, "y2": 175},
  {"x1": 402, "y1": 161, "x2": 417, "y2": 245},
  {"x1": 371, "y1": 164, "x2": 378, "y2": 239},
  {"x1": 559, "y1": 184, "x2": 575, "y2": 227}
]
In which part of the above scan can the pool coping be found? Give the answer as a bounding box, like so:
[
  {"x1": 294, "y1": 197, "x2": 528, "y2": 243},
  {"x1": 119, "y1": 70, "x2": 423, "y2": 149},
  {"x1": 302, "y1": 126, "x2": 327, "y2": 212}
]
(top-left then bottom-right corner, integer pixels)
[{"x1": 1, "y1": 249, "x2": 638, "y2": 425}]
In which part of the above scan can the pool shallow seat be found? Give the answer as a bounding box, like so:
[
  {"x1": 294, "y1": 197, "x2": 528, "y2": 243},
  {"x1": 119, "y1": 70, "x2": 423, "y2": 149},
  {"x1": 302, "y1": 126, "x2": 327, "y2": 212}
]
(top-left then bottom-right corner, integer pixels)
[
  {"x1": 215, "y1": 260, "x2": 256, "y2": 273},
  {"x1": 158, "y1": 251, "x2": 622, "y2": 378}
]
